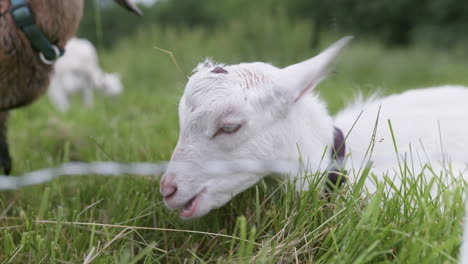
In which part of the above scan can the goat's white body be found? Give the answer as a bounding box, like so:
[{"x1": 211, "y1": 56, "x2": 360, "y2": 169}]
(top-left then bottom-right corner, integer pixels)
[
  {"x1": 160, "y1": 37, "x2": 468, "y2": 219},
  {"x1": 48, "y1": 38, "x2": 123, "y2": 112},
  {"x1": 334, "y1": 86, "x2": 468, "y2": 189},
  {"x1": 254, "y1": 85, "x2": 468, "y2": 192}
]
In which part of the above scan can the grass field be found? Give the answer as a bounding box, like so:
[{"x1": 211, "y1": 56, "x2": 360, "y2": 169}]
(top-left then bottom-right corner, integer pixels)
[{"x1": 1, "y1": 23, "x2": 468, "y2": 263}]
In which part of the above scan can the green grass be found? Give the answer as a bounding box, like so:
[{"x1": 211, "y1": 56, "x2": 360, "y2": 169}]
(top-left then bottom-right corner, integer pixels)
[{"x1": 1, "y1": 21, "x2": 468, "y2": 263}]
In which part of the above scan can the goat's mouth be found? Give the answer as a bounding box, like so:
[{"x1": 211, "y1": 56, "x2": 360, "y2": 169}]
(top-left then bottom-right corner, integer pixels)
[{"x1": 179, "y1": 189, "x2": 205, "y2": 218}]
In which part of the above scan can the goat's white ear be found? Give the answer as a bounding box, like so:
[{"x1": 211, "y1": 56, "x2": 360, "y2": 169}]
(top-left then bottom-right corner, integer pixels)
[{"x1": 276, "y1": 36, "x2": 352, "y2": 103}]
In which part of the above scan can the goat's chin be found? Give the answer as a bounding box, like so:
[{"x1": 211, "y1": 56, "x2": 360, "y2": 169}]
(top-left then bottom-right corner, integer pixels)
[
  {"x1": 179, "y1": 192, "x2": 231, "y2": 219},
  {"x1": 175, "y1": 173, "x2": 264, "y2": 219},
  {"x1": 180, "y1": 204, "x2": 212, "y2": 219}
]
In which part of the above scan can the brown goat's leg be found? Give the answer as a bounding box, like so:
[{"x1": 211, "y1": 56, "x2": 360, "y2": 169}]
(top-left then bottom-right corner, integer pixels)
[{"x1": 0, "y1": 112, "x2": 11, "y2": 175}]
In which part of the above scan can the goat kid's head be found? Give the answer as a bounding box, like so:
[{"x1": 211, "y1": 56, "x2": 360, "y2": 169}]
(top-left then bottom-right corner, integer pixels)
[{"x1": 160, "y1": 37, "x2": 352, "y2": 218}]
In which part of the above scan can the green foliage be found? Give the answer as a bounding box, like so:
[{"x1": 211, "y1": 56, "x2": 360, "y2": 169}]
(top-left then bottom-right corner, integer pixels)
[
  {"x1": 2, "y1": 18, "x2": 468, "y2": 262},
  {"x1": 78, "y1": 0, "x2": 468, "y2": 50}
]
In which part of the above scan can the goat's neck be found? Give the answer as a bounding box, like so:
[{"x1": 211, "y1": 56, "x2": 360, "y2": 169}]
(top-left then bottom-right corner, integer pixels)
[
  {"x1": 279, "y1": 94, "x2": 335, "y2": 186},
  {"x1": 29, "y1": 0, "x2": 84, "y2": 48},
  {"x1": 0, "y1": 0, "x2": 83, "y2": 109}
]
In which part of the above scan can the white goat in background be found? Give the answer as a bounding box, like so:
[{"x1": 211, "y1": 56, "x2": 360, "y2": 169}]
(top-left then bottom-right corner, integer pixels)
[
  {"x1": 159, "y1": 36, "x2": 468, "y2": 219},
  {"x1": 48, "y1": 38, "x2": 123, "y2": 112}
]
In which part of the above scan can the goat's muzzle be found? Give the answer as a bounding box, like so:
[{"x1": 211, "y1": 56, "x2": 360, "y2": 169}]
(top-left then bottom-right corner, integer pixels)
[{"x1": 114, "y1": 0, "x2": 143, "y2": 16}]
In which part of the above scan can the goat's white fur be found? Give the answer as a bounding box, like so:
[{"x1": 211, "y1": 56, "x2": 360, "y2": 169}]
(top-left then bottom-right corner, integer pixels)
[
  {"x1": 48, "y1": 38, "x2": 123, "y2": 112},
  {"x1": 161, "y1": 36, "x2": 468, "y2": 218}
]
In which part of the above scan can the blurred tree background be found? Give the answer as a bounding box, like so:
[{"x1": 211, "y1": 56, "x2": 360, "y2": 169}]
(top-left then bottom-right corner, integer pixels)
[{"x1": 78, "y1": 0, "x2": 468, "y2": 50}]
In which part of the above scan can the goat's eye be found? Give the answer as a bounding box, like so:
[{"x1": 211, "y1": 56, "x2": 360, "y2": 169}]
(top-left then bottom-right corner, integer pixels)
[{"x1": 220, "y1": 124, "x2": 241, "y2": 134}]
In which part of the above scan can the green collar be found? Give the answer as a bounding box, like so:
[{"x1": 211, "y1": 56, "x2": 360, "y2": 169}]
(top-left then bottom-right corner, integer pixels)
[{"x1": 10, "y1": 0, "x2": 64, "y2": 64}]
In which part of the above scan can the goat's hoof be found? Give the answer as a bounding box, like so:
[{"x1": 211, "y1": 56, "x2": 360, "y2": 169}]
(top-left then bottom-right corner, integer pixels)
[{"x1": 0, "y1": 153, "x2": 11, "y2": 175}]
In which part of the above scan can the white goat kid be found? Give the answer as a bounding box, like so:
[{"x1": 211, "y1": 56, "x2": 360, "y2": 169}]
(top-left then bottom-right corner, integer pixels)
[
  {"x1": 48, "y1": 38, "x2": 123, "y2": 112},
  {"x1": 160, "y1": 36, "x2": 468, "y2": 219}
]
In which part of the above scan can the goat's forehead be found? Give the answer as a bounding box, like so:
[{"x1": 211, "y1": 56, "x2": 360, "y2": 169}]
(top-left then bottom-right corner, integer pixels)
[
  {"x1": 183, "y1": 62, "x2": 277, "y2": 109},
  {"x1": 180, "y1": 94, "x2": 241, "y2": 120},
  {"x1": 228, "y1": 63, "x2": 276, "y2": 88}
]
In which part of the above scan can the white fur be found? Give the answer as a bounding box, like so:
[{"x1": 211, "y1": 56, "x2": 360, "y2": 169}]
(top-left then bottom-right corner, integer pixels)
[
  {"x1": 335, "y1": 86, "x2": 468, "y2": 185},
  {"x1": 160, "y1": 37, "x2": 468, "y2": 218},
  {"x1": 48, "y1": 38, "x2": 123, "y2": 112}
]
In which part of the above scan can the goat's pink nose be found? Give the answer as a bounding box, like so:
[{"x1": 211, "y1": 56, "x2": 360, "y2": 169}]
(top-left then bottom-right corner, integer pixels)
[{"x1": 160, "y1": 174, "x2": 177, "y2": 199}]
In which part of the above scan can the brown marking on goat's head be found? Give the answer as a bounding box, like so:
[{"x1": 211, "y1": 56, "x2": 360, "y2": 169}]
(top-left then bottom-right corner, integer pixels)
[{"x1": 211, "y1": 67, "x2": 228, "y2": 74}]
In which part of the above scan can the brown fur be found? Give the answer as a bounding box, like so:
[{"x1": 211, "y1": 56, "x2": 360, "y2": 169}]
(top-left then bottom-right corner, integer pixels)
[
  {"x1": 0, "y1": 0, "x2": 138, "y2": 174},
  {"x1": 0, "y1": 0, "x2": 83, "y2": 109},
  {"x1": 0, "y1": 0, "x2": 83, "y2": 173}
]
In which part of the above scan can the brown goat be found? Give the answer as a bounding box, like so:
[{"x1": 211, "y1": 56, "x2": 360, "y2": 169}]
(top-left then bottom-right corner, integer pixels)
[{"x1": 0, "y1": 0, "x2": 141, "y2": 174}]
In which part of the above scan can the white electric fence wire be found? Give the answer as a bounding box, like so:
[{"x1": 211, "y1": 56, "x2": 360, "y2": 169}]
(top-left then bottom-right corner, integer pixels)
[{"x1": 0, "y1": 160, "x2": 299, "y2": 191}]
